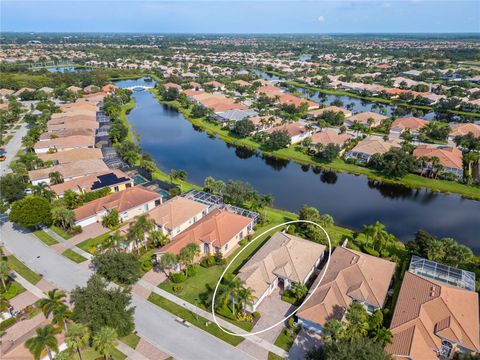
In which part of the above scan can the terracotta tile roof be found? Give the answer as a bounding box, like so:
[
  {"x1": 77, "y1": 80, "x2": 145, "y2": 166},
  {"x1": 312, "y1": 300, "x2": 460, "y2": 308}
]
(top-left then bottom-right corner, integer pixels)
[
  {"x1": 205, "y1": 81, "x2": 224, "y2": 88},
  {"x1": 348, "y1": 111, "x2": 388, "y2": 126},
  {"x1": 386, "y1": 272, "x2": 480, "y2": 359},
  {"x1": 28, "y1": 159, "x2": 109, "y2": 182},
  {"x1": 148, "y1": 196, "x2": 208, "y2": 232},
  {"x1": 265, "y1": 122, "x2": 307, "y2": 137},
  {"x1": 49, "y1": 114, "x2": 96, "y2": 124},
  {"x1": 390, "y1": 117, "x2": 428, "y2": 131},
  {"x1": 37, "y1": 148, "x2": 103, "y2": 164},
  {"x1": 0, "y1": 89, "x2": 15, "y2": 96},
  {"x1": 74, "y1": 186, "x2": 161, "y2": 222},
  {"x1": 297, "y1": 246, "x2": 396, "y2": 327},
  {"x1": 277, "y1": 94, "x2": 318, "y2": 109},
  {"x1": 233, "y1": 80, "x2": 251, "y2": 87},
  {"x1": 413, "y1": 145, "x2": 463, "y2": 170},
  {"x1": 160, "y1": 209, "x2": 252, "y2": 255},
  {"x1": 164, "y1": 83, "x2": 182, "y2": 90},
  {"x1": 47, "y1": 120, "x2": 99, "y2": 131},
  {"x1": 39, "y1": 128, "x2": 94, "y2": 140},
  {"x1": 102, "y1": 84, "x2": 118, "y2": 93},
  {"x1": 350, "y1": 137, "x2": 401, "y2": 156},
  {"x1": 308, "y1": 106, "x2": 352, "y2": 118},
  {"x1": 183, "y1": 89, "x2": 205, "y2": 97},
  {"x1": 34, "y1": 135, "x2": 95, "y2": 151},
  {"x1": 449, "y1": 123, "x2": 480, "y2": 138},
  {"x1": 49, "y1": 169, "x2": 131, "y2": 196},
  {"x1": 238, "y1": 232, "x2": 326, "y2": 299},
  {"x1": 311, "y1": 129, "x2": 353, "y2": 147}
]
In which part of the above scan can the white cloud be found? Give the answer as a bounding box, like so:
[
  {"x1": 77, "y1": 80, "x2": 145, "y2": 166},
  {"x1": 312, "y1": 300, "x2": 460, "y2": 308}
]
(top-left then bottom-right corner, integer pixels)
[{"x1": 318, "y1": 15, "x2": 325, "y2": 22}]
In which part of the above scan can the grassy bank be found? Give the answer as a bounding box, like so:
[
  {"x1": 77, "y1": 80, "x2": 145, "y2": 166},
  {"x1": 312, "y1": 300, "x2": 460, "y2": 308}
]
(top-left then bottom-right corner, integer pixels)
[{"x1": 149, "y1": 90, "x2": 480, "y2": 200}]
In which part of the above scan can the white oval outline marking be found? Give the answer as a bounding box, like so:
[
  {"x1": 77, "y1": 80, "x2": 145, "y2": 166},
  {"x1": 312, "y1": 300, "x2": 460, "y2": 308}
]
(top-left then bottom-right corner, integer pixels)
[{"x1": 211, "y1": 220, "x2": 332, "y2": 337}]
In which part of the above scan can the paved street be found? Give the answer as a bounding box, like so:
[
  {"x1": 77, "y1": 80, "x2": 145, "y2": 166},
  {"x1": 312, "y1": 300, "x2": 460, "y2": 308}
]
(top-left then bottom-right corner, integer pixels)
[
  {"x1": 1, "y1": 220, "x2": 253, "y2": 360},
  {"x1": 0, "y1": 122, "x2": 28, "y2": 175}
]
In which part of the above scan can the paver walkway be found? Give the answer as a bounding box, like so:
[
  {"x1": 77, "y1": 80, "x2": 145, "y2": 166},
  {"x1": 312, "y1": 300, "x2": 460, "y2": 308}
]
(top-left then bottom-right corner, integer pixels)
[
  {"x1": 43, "y1": 227, "x2": 93, "y2": 260},
  {"x1": 138, "y1": 279, "x2": 288, "y2": 358},
  {"x1": 117, "y1": 341, "x2": 151, "y2": 360}
]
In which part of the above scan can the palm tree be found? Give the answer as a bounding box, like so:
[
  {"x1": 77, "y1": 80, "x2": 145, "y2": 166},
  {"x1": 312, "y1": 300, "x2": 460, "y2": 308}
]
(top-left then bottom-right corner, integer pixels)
[
  {"x1": 25, "y1": 325, "x2": 60, "y2": 360},
  {"x1": 322, "y1": 319, "x2": 345, "y2": 344},
  {"x1": 259, "y1": 194, "x2": 274, "y2": 208},
  {"x1": 127, "y1": 215, "x2": 156, "y2": 253},
  {"x1": 51, "y1": 205, "x2": 75, "y2": 231},
  {"x1": 418, "y1": 156, "x2": 430, "y2": 177},
  {"x1": 462, "y1": 151, "x2": 479, "y2": 183},
  {"x1": 149, "y1": 230, "x2": 170, "y2": 248},
  {"x1": 51, "y1": 303, "x2": 72, "y2": 330},
  {"x1": 48, "y1": 171, "x2": 64, "y2": 185},
  {"x1": 372, "y1": 327, "x2": 393, "y2": 347},
  {"x1": 65, "y1": 323, "x2": 90, "y2": 360},
  {"x1": 159, "y1": 252, "x2": 177, "y2": 276},
  {"x1": 32, "y1": 182, "x2": 49, "y2": 197},
  {"x1": 429, "y1": 156, "x2": 441, "y2": 178},
  {"x1": 344, "y1": 302, "x2": 369, "y2": 340},
  {"x1": 371, "y1": 221, "x2": 386, "y2": 250},
  {"x1": 0, "y1": 260, "x2": 10, "y2": 291},
  {"x1": 237, "y1": 286, "x2": 256, "y2": 316},
  {"x1": 93, "y1": 326, "x2": 118, "y2": 360},
  {"x1": 38, "y1": 289, "x2": 66, "y2": 319},
  {"x1": 178, "y1": 243, "x2": 200, "y2": 269},
  {"x1": 362, "y1": 224, "x2": 375, "y2": 248},
  {"x1": 0, "y1": 296, "x2": 10, "y2": 312}
]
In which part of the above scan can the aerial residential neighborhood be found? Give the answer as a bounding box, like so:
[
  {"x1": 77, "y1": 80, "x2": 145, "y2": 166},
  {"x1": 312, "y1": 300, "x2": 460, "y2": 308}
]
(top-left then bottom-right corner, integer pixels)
[{"x1": 0, "y1": 1, "x2": 479, "y2": 360}]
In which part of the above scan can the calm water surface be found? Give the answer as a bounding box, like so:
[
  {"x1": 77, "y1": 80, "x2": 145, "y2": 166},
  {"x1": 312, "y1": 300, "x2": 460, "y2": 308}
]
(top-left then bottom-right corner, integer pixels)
[{"x1": 117, "y1": 78, "x2": 480, "y2": 253}]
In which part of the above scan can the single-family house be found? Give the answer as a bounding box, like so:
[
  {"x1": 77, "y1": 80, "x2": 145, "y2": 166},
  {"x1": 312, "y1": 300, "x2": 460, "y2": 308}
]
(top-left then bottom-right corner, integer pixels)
[
  {"x1": 265, "y1": 122, "x2": 312, "y2": 145},
  {"x1": 214, "y1": 109, "x2": 258, "y2": 124},
  {"x1": 448, "y1": 123, "x2": 480, "y2": 144},
  {"x1": 28, "y1": 158, "x2": 109, "y2": 185},
  {"x1": 38, "y1": 128, "x2": 95, "y2": 141},
  {"x1": 49, "y1": 169, "x2": 133, "y2": 197},
  {"x1": 297, "y1": 246, "x2": 396, "y2": 333},
  {"x1": 413, "y1": 145, "x2": 464, "y2": 179},
  {"x1": 307, "y1": 106, "x2": 352, "y2": 119},
  {"x1": 237, "y1": 232, "x2": 326, "y2": 313},
  {"x1": 310, "y1": 129, "x2": 353, "y2": 150},
  {"x1": 74, "y1": 186, "x2": 162, "y2": 227},
  {"x1": 344, "y1": 111, "x2": 388, "y2": 128},
  {"x1": 66, "y1": 86, "x2": 82, "y2": 94},
  {"x1": 159, "y1": 209, "x2": 253, "y2": 258},
  {"x1": 164, "y1": 83, "x2": 182, "y2": 91},
  {"x1": 148, "y1": 196, "x2": 209, "y2": 237},
  {"x1": 204, "y1": 81, "x2": 225, "y2": 90},
  {"x1": 389, "y1": 116, "x2": 429, "y2": 139},
  {"x1": 386, "y1": 257, "x2": 479, "y2": 360},
  {"x1": 345, "y1": 137, "x2": 401, "y2": 163},
  {"x1": 33, "y1": 135, "x2": 95, "y2": 154},
  {"x1": 37, "y1": 148, "x2": 103, "y2": 164}
]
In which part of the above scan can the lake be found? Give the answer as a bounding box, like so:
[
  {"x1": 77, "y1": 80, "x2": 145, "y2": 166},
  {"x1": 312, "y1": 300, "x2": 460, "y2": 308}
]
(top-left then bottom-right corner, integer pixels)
[{"x1": 116, "y1": 78, "x2": 480, "y2": 253}]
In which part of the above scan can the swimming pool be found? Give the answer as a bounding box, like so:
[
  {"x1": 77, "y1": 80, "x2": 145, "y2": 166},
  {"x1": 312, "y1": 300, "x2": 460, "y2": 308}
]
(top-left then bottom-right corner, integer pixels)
[{"x1": 133, "y1": 175, "x2": 148, "y2": 185}]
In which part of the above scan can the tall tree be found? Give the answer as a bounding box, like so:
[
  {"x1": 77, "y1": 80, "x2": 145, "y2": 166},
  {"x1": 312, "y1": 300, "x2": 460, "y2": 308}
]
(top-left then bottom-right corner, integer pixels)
[
  {"x1": 93, "y1": 326, "x2": 118, "y2": 360},
  {"x1": 38, "y1": 289, "x2": 67, "y2": 319},
  {"x1": 65, "y1": 323, "x2": 90, "y2": 360},
  {"x1": 25, "y1": 325, "x2": 60, "y2": 360},
  {"x1": 0, "y1": 260, "x2": 10, "y2": 291}
]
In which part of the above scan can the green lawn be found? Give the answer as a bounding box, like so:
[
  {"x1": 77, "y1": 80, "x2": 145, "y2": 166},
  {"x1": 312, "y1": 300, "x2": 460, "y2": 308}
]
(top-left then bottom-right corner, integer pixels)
[
  {"x1": 274, "y1": 327, "x2": 298, "y2": 351},
  {"x1": 268, "y1": 352, "x2": 284, "y2": 360},
  {"x1": 6, "y1": 255, "x2": 42, "y2": 284},
  {"x1": 1, "y1": 280, "x2": 26, "y2": 300},
  {"x1": 148, "y1": 293, "x2": 244, "y2": 346},
  {"x1": 61, "y1": 249, "x2": 87, "y2": 263},
  {"x1": 120, "y1": 333, "x2": 141, "y2": 349},
  {"x1": 77, "y1": 232, "x2": 112, "y2": 254},
  {"x1": 33, "y1": 230, "x2": 59, "y2": 246},
  {"x1": 50, "y1": 225, "x2": 73, "y2": 240}
]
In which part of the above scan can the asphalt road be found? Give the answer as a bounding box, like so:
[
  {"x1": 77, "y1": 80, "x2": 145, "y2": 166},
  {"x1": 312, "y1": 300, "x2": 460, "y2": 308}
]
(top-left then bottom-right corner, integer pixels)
[
  {"x1": 0, "y1": 122, "x2": 28, "y2": 175},
  {"x1": 0, "y1": 219, "x2": 253, "y2": 360}
]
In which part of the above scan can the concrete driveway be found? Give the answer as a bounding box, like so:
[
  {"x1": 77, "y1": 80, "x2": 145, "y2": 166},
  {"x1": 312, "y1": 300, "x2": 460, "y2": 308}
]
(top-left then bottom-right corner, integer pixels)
[
  {"x1": 287, "y1": 328, "x2": 322, "y2": 360},
  {"x1": 238, "y1": 288, "x2": 295, "y2": 359}
]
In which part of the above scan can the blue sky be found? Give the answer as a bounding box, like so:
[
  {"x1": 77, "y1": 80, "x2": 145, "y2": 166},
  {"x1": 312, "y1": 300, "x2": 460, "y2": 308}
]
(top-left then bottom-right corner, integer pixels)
[{"x1": 2, "y1": 1, "x2": 479, "y2": 34}]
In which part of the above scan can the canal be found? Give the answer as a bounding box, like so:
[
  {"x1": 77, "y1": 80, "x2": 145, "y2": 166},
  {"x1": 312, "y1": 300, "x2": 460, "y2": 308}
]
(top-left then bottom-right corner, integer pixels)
[{"x1": 116, "y1": 78, "x2": 480, "y2": 253}]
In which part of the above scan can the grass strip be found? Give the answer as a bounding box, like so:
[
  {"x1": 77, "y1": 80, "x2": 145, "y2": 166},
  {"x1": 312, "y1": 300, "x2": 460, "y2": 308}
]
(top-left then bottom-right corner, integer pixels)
[
  {"x1": 6, "y1": 255, "x2": 42, "y2": 284},
  {"x1": 61, "y1": 249, "x2": 87, "y2": 263},
  {"x1": 33, "y1": 230, "x2": 59, "y2": 246},
  {"x1": 148, "y1": 292, "x2": 244, "y2": 346}
]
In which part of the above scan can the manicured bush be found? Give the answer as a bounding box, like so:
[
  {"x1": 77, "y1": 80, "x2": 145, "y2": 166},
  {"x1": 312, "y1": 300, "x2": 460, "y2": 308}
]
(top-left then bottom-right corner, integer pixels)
[
  {"x1": 170, "y1": 271, "x2": 186, "y2": 283},
  {"x1": 172, "y1": 284, "x2": 183, "y2": 293},
  {"x1": 200, "y1": 255, "x2": 216, "y2": 268},
  {"x1": 239, "y1": 239, "x2": 248, "y2": 247},
  {"x1": 142, "y1": 259, "x2": 154, "y2": 272},
  {"x1": 186, "y1": 264, "x2": 199, "y2": 277},
  {"x1": 214, "y1": 252, "x2": 226, "y2": 265},
  {"x1": 252, "y1": 311, "x2": 261, "y2": 319}
]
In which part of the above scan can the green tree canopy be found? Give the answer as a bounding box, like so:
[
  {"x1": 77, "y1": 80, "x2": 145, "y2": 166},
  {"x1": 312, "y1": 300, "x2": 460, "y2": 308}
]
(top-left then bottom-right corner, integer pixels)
[{"x1": 9, "y1": 196, "x2": 52, "y2": 228}]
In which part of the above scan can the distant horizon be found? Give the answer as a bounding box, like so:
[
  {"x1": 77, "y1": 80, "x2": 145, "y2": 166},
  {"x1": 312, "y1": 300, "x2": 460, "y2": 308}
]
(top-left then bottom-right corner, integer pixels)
[
  {"x1": 2, "y1": 31, "x2": 480, "y2": 35},
  {"x1": 2, "y1": 1, "x2": 479, "y2": 34}
]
